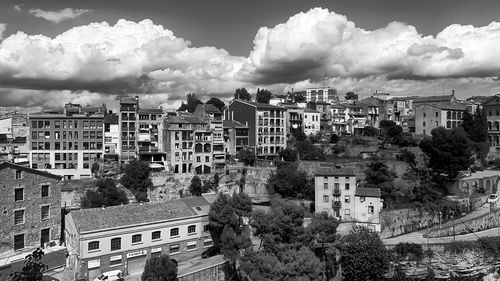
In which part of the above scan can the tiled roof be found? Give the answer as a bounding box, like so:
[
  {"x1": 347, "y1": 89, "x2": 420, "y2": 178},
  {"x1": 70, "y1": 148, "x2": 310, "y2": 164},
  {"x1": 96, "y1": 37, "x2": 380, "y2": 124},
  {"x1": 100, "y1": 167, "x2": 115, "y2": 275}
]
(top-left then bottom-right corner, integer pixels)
[
  {"x1": 418, "y1": 102, "x2": 467, "y2": 111},
  {"x1": 304, "y1": 108, "x2": 320, "y2": 113},
  {"x1": 414, "y1": 95, "x2": 453, "y2": 103},
  {"x1": 138, "y1": 108, "x2": 164, "y2": 114},
  {"x1": 0, "y1": 162, "x2": 62, "y2": 180},
  {"x1": 355, "y1": 187, "x2": 381, "y2": 198},
  {"x1": 200, "y1": 104, "x2": 220, "y2": 114},
  {"x1": 237, "y1": 100, "x2": 286, "y2": 110},
  {"x1": 70, "y1": 197, "x2": 210, "y2": 233},
  {"x1": 315, "y1": 168, "x2": 356, "y2": 177},
  {"x1": 166, "y1": 116, "x2": 189, "y2": 124},
  {"x1": 223, "y1": 120, "x2": 248, "y2": 128}
]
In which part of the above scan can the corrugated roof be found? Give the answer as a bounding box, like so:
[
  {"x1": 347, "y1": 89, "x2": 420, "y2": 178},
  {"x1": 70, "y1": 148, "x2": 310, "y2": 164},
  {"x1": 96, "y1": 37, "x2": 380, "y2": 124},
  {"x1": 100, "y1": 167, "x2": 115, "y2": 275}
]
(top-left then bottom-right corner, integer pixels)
[
  {"x1": 315, "y1": 168, "x2": 356, "y2": 177},
  {"x1": 70, "y1": 197, "x2": 210, "y2": 233},
  {"x1": 355, "y1": 187, "x2": 381, "y2": 198}
]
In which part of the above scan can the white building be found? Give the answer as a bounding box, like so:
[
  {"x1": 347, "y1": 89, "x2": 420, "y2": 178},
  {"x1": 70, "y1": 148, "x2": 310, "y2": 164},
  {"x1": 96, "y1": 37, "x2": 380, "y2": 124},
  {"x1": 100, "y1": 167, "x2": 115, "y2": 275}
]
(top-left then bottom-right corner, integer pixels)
[
  {"x1": 103, "y1": 113, "x2": 120, "y2": 162},
  {"x1": 305, "y1": 87, "x2": 338, "y2": 103},
  {"x1": 303, "y1": 108, "x2": 321, "y2": 136}
]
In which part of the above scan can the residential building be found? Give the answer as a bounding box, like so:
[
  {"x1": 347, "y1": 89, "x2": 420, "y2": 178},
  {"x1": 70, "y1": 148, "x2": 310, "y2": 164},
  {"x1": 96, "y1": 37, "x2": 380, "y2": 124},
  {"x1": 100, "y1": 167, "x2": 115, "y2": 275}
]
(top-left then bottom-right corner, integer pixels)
[
  {"x1": 137, "y1": 108, "x2": 166, "y2": 163},
  {"x1": 305, "y1": 87, "x2": 338, "y2": 103},
  {"x1": 414, "y1": 102, "x2": 467, "y2": 135},
  {"x1": 225, "y1": 100, "x2": 286, "y2": 158},
  {"x1": 65, "y1": 197, "x2": 212, "y2": 280},
  {"x1": 28, "y1": 103, "x2": 106, "y2": 180},
  {"x1": 0, "y1": 135, "x2": 29, "y2": 164},
  {"x1": 223, "y1": 120, "x2": 250, "y2": 157},
  {"x1": 103, "y1": 113, "x2": 120, "y2": 162},
  {"x1": 0, "y1": 112, "x2": 29, "y2": 139},
  {"x1": 194, "y1": 104, "x2": 225, "y2": 171},
  {"x1": 119, "y1": 96, "x2": 139, "y2": 162},
  {"x1": 314, "y1": 168, "x2": 382, "y2": 231},
  {"x1": 0, "y1": 162, "x2": 61, "y2": 258},
  {"x1": 345, "y1": 104, "x2": 368, "y2": 134},
  {"x1": 313, "y1": 102, "x2": 333, "y2": 132},
  {"x1": 412, "y1": 93, "x2": 456, "y2": 112},
  {"x1": 330, "y1": 104, "x2": 348, "y2": 133},
  {"x1": 281, "y1": 104, "x2": 303, "y2": 139},
  {"x1": 483, "y1": 95, "x2": 500, "y2": 146},
  {"x1": 303, "y1": 108, "x2": 321, "y2": 136},
  {"x1": 360, "y1": 97, "x2": 383, "y2": 128}
]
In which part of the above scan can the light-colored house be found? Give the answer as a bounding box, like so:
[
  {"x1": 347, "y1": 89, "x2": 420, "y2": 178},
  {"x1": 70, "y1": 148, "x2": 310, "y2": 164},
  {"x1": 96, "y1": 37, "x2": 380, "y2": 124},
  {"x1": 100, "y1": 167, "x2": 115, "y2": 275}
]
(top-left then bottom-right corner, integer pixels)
[
  {"x1": 414, "y1": 102, "x2": 467, "y2": 135},
  {"x1": 303, "y1": 108, "x2": 320, "y2": 136}
]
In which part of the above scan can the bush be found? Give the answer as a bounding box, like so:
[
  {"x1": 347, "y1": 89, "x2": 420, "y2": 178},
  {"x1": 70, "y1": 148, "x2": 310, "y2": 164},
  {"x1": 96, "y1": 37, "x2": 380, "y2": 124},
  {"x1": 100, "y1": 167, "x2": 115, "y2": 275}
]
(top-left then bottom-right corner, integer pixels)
[
  {"x1": 393, "y1": 243, "x2": 423, "y2": 261},
  {"x1": 351, "y1": 136, "x2": 369, "y2": 145}
]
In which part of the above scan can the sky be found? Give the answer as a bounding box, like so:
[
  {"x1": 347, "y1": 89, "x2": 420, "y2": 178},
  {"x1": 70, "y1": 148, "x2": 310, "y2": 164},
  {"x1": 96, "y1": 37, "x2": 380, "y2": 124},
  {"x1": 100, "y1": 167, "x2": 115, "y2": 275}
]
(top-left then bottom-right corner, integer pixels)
[{"x1": 1, "y1": 0, "x2": 500, "y2": 111}]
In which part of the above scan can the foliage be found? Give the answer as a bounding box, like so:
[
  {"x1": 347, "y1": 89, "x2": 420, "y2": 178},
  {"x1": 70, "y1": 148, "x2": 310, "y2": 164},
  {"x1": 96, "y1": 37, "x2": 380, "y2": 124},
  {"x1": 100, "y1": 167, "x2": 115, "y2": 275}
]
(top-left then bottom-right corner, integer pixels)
[
  {"x1": 407, "y1": 165, "x2": 443, "y2": 205},
  {"x1": 393, "y1": 243, "x2": 424, "y2": 261},
  {"x1": 177, "y1": 93, "x2": 203, "y2": 113},
  {"x1": 345, "y1": 92, "x2": 358, "y2": 100},
  {"x1": 339, "y1": 227, "x2": 390, "y2": 281},
  {"x1": 292, "y1": 129, "x2": 307, "y2": 142},
  {"x1": 364, "y1": 161, "x2": 397, "y2": 202},
  {"x1": 205, "y1": 97, "x2": 226, "y2": 112},
  {"x1": 307, "y1": 212, "x2": 339, "y2": 244},
  {"x1": 462, "y1": 108, "x2": 488, "y2": 143},
  {"x1": 91, "y1": 162, "x2": 100, "y2": 176},
  {"x1": 234, "y1": 87, "x2": 252, "y2": 101},
  {"x1": 443, "y1": 237, "x2": 500, "y2": 257},
  {"x1": 81, "y1": 178, "x2": 129, "y2": 208},
  {"x1": 237, "y1": 149, "x2": 256, "y2": 166},
  {"x1": 363, "y1": 126, "x2": 378, "y2": 137},
  {"x1": 419, "y1": 127, "x2": 474, "y2": 179},
  {"x1": 289, "y1": 91, "x2": 306, "y2": 103},
  {"x1": 120, "y1": 160, "x2": 153, "y2": 202},
  {"x1": 141, "y1": 254, "x2": 178, "y2": 281},
  {"x1": 266, "y1": 163, "x2": 313, "y2": 199},
  {"x1": 330, "y1": 133, "x2": 339, "y2": 143},
  {"x1": 380, "y1": 120, "x2": 403, "y2": 148},
  {"x1": 351, "y1": 136, "x2": 369, "y2": 145},
  {"x1": 278, "y1": 148, "x2": 298, "y2": 162},
  {"x1": 296, "y1": 140, "x2": 325, "y2": 161},
  {"x1": 398, "y1": 149, "x2": 416, "y2": 168},
  {"x1": 393, "y1": 133, "x2": 418, "y2": 147},
  {"x1": 256, "y1": 88, "x2": 273, "y2": 103},
  {"x1": 189, "y1": 176, "x2": 203, "y2": 196},
  {"x1": 10, "y1": 248, "x2": 47, "y2": 281}
]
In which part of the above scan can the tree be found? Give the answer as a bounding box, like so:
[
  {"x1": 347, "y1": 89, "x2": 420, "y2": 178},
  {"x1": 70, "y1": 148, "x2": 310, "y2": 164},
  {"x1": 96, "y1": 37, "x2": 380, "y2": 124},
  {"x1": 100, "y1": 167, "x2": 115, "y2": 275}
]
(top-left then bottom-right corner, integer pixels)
[
  {"x1": 308, "y1": 212, "x2": 339, "y2": 244},
  {"x1": 363, "y1": 126, "x2": 379, "y2": 137},
  {"x1": 364, "y1": 161, "x2": 397, "y2": 202},
  {"x1": 81, "y1": 178, "x2": 129, "y2": 208},
  {"x1": 330, "y1": 133, "x2": 339, "y2": 144},
  {"x1": 379, "y1": 120, "x2": 403, "y2": 148},
  {"x1": 339, "y1": 227, "x2": 390, "y2": 281},
  {"x1": 292, "y1": 129, "x2": 307, "y2": 142},
  {"x1": 296, "y1": 140, "x2": 325, "y2": 161},
  {"x1": 91, "y1": 162, "x2": 100, "y2": 177},
  {"x1": 266, "y1": 164, "x2": 313, "y2": 199},
  {"x1": 345, "y1": 92, "x2": 358, "y2": 101},
  {"x1": 419, "y1": 127, "x2": 474, "y2": 179},
  {"x1": 399, "y1": 149, "x2": 416, "y2": 168},
  {"x1": 206, "y1": 97, "x2": 226, "y2": 112},
  {"x1": 141, "y1": 254, "x2": 178, "y2": 281},
  {"x1": 10, "y1": 248, "x2": 47, "y2": 281},
  {"x1": 120, "y1": 160, "x2": 153, "y2": 202},
  {"x1": 256, "y1": 88, "x2": 272, "y2": 104},
  {"x1": 234, "y1": 88, "x2": 251, "y2": 101},
  {"x1": 278, "y1": 148, "x2": 298, "y2": 162},
  {"x1": 461, "y1": 108, "x2": 489, "y2": 163},
  {"x1": 237, "y1": 149, "x2": 256, "y2": 166},
  {"x1": 177, "y1": 93, "x2": 203, "y2": 113},
  {"x1": 189, "y1": 176, "x2": 203, "y2": 196}
]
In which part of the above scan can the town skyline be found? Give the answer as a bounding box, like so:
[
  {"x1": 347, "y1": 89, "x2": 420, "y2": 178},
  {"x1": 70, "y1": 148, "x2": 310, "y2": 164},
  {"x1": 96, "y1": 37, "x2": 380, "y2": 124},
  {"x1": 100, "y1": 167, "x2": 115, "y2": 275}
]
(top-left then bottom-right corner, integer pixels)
[{"x1": 1, "y1": 1, "x2": 500, "y2": 111}]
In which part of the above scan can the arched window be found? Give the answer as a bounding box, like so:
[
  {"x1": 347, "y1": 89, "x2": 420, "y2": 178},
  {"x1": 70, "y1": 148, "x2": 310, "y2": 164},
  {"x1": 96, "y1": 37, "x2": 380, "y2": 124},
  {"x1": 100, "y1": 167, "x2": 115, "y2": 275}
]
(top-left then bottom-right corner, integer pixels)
[
  {"x1": 488, "y1": 121, "x2": 492, "y2": 130},
  {"x1": 452, "y1": 111, "x2": 457, "y2": 119},
  {"x1": 195, "y1": 143, "x2": 203, "y2": 153},
  {"x1": 447, "y1": 121, "x2": 451, "y2": 128},
  {"x1": 204, "y1": 143, "x2": 211, "y2": 153},
  {"x1": 452, "y1": 121, "x2": 457, "y2": 128}
]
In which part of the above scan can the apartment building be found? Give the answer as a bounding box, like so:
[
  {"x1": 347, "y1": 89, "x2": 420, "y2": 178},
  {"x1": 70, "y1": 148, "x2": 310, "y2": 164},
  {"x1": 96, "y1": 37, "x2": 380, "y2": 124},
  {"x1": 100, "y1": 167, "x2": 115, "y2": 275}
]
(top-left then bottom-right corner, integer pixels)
[
  {"x1": 28, "y1": 103, "x2": 106, "y2": 180},
  {"x1": 194, "y1": 104, "x2": 225, "y2": 171},
  {"x1": 414, "y1": 102, "x2": 467, "y2": 135},
  {"x1": 0, "y1": 162, "x2": 61, "y2": 259},
  {"x1": 345, "y1": 104, "x2": 368, "y2": 134},
  {"x1": 225, "y1": 99, "x2": 286, "y2": 158},
  {"x1": 137, "y1": 108, "x2": 166, "y2": 163},
  {"x1": 223, "y1": 120, "x2": 250, "y2": 157},
  {"x1": 65, "y1": 197, "x2": 212, "y2": 280},
  {"x1": 119, "y1": 96, "x2": 139, "y2": 162},
  {"x1": 0, "y1": 112, "x2": 29, "y2": 139},
  {"x1": 330, "y1": 104, "x2": 348, "y2": 133},
  {"x1": 281, "y1": 104, "x2": 303, "y2": 139},
  {"x1": 305, "y1": 87, "x2": 338, "y2": 103},
  {"x1": 360, "y1": 97, "x2": 383, "y2": 128},
  {"x1": 313, "y1": 102, "x2": 333, "y2": 132},
  {"x1": 412, "y1": 93, "x2": 456, "y2": 112},
  {"x1": 314, "y1": 168, "x2": 382, "y2": 231},
  {"x1": 103, "y1": 113, "x2": 120, "y2": 162},
  {"x1": 303, "y1": 108, "x2": 320, "y2": 136},
  {"x1": 0, "y1": 136, "x2": 29, "y2": 164},
  {"x1": 482, "y1": 95, "x2": 500, "y2": 146}
]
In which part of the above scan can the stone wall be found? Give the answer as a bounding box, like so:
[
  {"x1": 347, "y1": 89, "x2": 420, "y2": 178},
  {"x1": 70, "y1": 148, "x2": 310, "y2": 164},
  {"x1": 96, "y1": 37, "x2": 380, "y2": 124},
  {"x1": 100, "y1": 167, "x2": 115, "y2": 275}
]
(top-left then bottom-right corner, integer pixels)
[
  {"x1": 427, "y1": 208, "x2": 500, "y2": 238},
  {"x1": 178, "y1": 261, "x2": 227, "y2": 281},
  {"x1": 148, "y1": 171, "x2": 214, "y2": 201},
  {"x1": 380, "y1": 208, "x2": 438, "y2": 239}
]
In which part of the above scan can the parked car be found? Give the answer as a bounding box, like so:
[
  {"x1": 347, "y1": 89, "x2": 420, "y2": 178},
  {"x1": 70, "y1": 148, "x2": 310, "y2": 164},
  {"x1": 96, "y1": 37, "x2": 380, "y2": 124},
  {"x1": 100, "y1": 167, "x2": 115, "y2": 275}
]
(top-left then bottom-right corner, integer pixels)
[
  {"x1": 487, "y1": 194, "x2": 499, "y2": 204},
  {"x1": 94, "y1": 270, "x2": 124, "y2": 281},
  {"x1": 201, "y1": 246, "x2": 220, "y2": 259}
]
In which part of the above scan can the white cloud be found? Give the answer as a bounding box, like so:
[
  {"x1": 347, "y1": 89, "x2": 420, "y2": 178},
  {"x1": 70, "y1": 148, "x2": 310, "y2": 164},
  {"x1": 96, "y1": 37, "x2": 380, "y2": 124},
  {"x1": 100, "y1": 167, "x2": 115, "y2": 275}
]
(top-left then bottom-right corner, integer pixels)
[
  {"x1": 28, "y1": 8, "x2": 91, "y2": 23},
  {"x1": 14, "y1": 4, "x2": 22, "y2": 12},
  {"x1": 0, "y1": 23, "x2": 6, "y2": 40}
]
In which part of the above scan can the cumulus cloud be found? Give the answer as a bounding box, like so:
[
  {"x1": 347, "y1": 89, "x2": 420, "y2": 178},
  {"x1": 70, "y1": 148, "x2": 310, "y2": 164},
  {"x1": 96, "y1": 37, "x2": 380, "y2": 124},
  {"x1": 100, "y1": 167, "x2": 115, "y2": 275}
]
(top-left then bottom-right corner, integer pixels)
[
  {"x1": 0, "y1": 23, "x2": 6, "y2": 40},
  {"x1": 238, "y1": 7, "x2": 500, "y2": 85},
  {"x1": 28, "y1": 8, "x2": 91, "y2": 23},
  {"x1": 14, "y1": 4, "x2": 22, "y2": 12}
]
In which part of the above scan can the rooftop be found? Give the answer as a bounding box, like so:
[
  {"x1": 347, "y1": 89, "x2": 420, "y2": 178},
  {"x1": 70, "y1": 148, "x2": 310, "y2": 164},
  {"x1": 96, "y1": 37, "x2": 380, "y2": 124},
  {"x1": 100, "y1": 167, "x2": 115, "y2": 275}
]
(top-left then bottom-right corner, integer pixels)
[
  {"x1": 223, "y1": 120, "x2": 248, "y2": 128},
  {"x1": 70, "y1": 197, "x2": 210, "y2": 233},
  {"x1": 418, "y1": 101, "x2": 467, "y2": 111},
  {"x1": 138, "y1": 108, "x2": 164, "y2": 114},
  {"x1": 0, "y1": 162, "x2": 62, "y2": 180},
  {"x1": 414, "y1": 95, "x2": 454, "y2": 103},
  {"x1": 355, "y1": 187, "x2": 381, "y2": 198},
  {"x1": 304, "y1": 107, "x2": 320, "y2": 113},
  {"x1": 315, "y1": 168, "x2": 356, "y2": 177},
  {"x1": 103, "y1": 113, "x2": 118, "y2": 124},
  {"x1": 199, "y1": 104, "x2": 220, "y2": 114},
  {"x1": 235, "y1": 100, "x2": 286, "y2": 111}
]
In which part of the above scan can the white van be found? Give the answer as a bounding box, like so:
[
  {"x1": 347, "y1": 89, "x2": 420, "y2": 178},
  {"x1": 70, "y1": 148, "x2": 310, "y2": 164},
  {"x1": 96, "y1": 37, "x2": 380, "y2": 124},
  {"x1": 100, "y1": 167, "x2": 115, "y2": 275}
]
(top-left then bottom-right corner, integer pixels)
[{"x1": 94, "y1": 270, "x2": 124, "y2": 281}]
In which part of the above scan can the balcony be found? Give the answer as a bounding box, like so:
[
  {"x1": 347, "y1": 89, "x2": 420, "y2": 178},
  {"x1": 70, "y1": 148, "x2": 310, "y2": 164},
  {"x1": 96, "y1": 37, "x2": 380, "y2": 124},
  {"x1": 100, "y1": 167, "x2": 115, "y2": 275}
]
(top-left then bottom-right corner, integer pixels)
[
  {"x1": 332, "y1": 201, "x2": 341, "y2": 209},
  {"x1": 333, "y1": 188, "x2": 341, "y2": 195}
]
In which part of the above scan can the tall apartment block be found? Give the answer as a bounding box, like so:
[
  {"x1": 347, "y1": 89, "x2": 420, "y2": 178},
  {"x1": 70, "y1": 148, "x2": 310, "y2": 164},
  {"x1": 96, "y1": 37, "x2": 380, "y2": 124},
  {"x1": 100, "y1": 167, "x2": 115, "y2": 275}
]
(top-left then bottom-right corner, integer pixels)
[
  {"x1": 223, "y1": 120, "x2": 250, "y2": 156},
  {"x1": 194, "y1": 104, "x2": 225, "y2": 171},
  {"x1": 28, "y1": 103, "x2": 105, "y2": 180},
  {"x1": 305, "y1": 87, "x2": 338, "y2": 103},
  {"x1": 137, "y1": 108, "x2": 166, "y2": 163},
  {"x1": 103, "y1": 113, "x2": 120, "y2": 162},
  {"x1": 119, "y1": 97, "x2": 139, "y2": 162}
]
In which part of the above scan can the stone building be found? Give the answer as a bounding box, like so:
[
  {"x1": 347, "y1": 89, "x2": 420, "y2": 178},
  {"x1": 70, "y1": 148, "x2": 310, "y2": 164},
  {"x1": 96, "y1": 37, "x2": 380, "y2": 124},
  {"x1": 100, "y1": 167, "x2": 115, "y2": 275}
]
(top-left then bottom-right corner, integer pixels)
[{"x1": 0, "y1": 162, "x2": 61, "y2": 257}]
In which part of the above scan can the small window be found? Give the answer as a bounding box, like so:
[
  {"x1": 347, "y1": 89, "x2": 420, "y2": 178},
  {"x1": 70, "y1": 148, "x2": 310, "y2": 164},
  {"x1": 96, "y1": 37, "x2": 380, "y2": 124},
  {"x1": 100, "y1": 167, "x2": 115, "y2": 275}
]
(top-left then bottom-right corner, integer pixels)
[
  {"x1": 345, "y1": 209, "x2": 350, "y2": 215},
  {"x1": 14, "y1": 234, "x2": 24, "y2": 250},
  {"x1": 88, "y1": 241, "x2": 100, "y2": 251},
  {"x1": 15, "y1": 188, "x2": 24, "y2": 201},
  {"x1": 323, "y1": 182, "x2": 328, "y2": 189},
  {"x1": 14, "y1": 210, "x2": 25, "y2": 225},
  {"x1": 345, "y1": 176, "x2": 349, "y2": 181},
  {"x1": 132, "y1": 234, "x2": 142, "y2": 244},
  {"x1": 188, "y1": 225, "x2": 196, "y2": 234},
  {"x1": 435, "y1": 112, "x2": 438, "y2": 117},
  {"x1": 368, "y1": 206, "x2": 374, "y2": 214},
  {"x1": 203, "y1": 225, "x2": 210, "y2": 232},
  {"x1": 344, "y1": 196, "x2": 350, "y2": 203},
  {"x1": 15, "y1": 170, "x2": 22, "y2": 179},
  {"x1": 187, "y1": 241, "x2": 197, "y2": 251},
  {"x1": 360, "y1": 196, "x2": 366, "y2": 202},
  {"x1": 323, "y1": 195, "x2": 329, "y2": 202},
  {"x1": 204, "y1": 239, "x2": 213, "y2": 247},
  {"x1": 170, "y1": 228, "x2": 179, "y2": 237},
  {"x1": 41, "y1": 205, "x2": 50, "y2": 220},
  {"x1": 345, "y1": 183, "x2": 350, "y2": 190},
  {"x1": 323, "y1": 177, "x2": 328, "y2": 182},
  {"x1": 110, "y1": 256, "x2": 122, "y2": 267},
  {"x1": 152, "y1": 231, "x2": 161, "y2": 240},
  {"x1": 111, "y1": 238, "x2": 121, "y2": 251},
  {"x1": 170, "y1": 244, "x2": 180, "y2": 254},
  {"x1": 41, "y1": 185, "x2": 49, "y2": 198},
  {"x1": 423, "y1": 121, "x2": 426, "y2": 126}
]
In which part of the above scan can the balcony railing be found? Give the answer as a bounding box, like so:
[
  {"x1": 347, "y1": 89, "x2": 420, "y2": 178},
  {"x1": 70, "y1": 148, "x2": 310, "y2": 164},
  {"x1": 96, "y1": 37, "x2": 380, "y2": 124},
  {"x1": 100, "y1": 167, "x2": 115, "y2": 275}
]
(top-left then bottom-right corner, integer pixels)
[{"x1": 333, "y1": 188, "x2": 341, "y2": 195}]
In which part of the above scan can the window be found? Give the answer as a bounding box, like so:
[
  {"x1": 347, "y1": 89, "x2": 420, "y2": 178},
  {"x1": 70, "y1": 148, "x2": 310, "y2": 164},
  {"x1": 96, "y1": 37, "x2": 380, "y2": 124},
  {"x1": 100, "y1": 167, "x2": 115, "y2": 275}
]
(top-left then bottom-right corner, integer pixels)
[
  {"x1": 111, "y1": 238, "x2": 121, "y2": 251},
  {"x1": 345, "y1": 176, "x2": 349, "y2": 181},
  {"x1": 110, "y1": 255, "x2": 122, "y2": 267},
  {"x1": 360, "y1": 196, "x2": 366, "y2": 202},
  {"x1": 423, "y1": 121, "x2": 426, "y2": 126},
  {"x1": 435, "y1": 112, "x2": 438, "y2": 117},
  {"x1": 345, "y1": 183, "x2": 350, "y2": 190},
  {"x1": 323, "y1": 182, "x2": 328, "y2": 189},
  {"x1": 170, "y1": 244, "x2": 180, "y2": 254},
  {"x1": 345, "y1": 209, "x2": 350, "y2": 215},
  {"x1": 323, "y1": 195, "x2": 329, "y2": 202},
  {"x1": 204, "y1": 239, "x2": 213, "y2": 247},
  {"x1": 14, "y1": 210, "x2": 25, "y2": 225},
  {"x1": 334, "y1": 183, "x2": 339, "y2": 189},
  {"x1": 344, "y1": 196, "x2": 350, "y2": 203},
  {"x1": 203, "y1": 225, "x2": 210, "y2": 232},
  {"x1": 41, "y1": 205, "x2": 50, "y2": 220},
  {"x1": 41, "y1": 185, "x2": 49, "y2": 198},
  {"x1": 368, "y1": 206, "x2": 374, "y2": 214},
  {"x1": 14, "y1": 234, "x2": 24, "y2": 250},
  {"x1": 15, "y1": 170, "x2": 22, "y2": 179},
  {"x1": 188, "y1": 225, "x2": 196, "y2": 234},
  {"x1": 170, "y1": 228, "x2": 179, "y2": 237},
  {"x1": 152, "y1": 231, "x2": 161, "y2": 240},
  {"x1": 15, "y1": 188, "x2": 23, "y2": 201},
  {"x1": 132, "y1": 234, "x2": 142, "y2": 244},
  {"x1": 88, "y1": 241, "x2": 100, "y2": 251},
  {"x1": 423, "y1": 112, "x2": 426, "y2": 118},
  {"x1": 187, "y1": 241, "x2": 197, "y2": 251}
]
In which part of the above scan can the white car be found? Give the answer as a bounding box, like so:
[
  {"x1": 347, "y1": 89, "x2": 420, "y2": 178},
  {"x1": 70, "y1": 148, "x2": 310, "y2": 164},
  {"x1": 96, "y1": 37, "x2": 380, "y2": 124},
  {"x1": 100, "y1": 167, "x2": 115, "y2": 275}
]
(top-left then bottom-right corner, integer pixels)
[
  {"x1": 487, "y1": 194, "x2": 499, "y2": 204},
  {"x1": 94, "y1": 270, "x2": 124, "y2": 281}
]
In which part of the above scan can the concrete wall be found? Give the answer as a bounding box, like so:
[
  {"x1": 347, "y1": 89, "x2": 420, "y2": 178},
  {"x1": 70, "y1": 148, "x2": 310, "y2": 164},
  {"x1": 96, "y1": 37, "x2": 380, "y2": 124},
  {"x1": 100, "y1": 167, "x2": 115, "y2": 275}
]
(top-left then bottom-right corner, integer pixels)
[
  {"x1": 380, "y1": 208, "x2": 438, "y2": 239},
  {"x1": 178, "y1": 261, "x2": 227, "y2": 281}
]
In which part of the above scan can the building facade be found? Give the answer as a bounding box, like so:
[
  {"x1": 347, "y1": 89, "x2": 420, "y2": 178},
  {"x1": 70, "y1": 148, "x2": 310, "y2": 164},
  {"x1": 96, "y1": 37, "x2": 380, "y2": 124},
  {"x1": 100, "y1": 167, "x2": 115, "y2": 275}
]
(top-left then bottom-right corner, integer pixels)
[
  {"x1": 414, "y1": 102, "x2": 467, "y2": 135},
  {"x1": 482, "y1": 95, "x2": 500, "y2": 146},
  {"x1": 65, "y1": 197, "x2": 212, "y2": 280},
  {"x1": 303, "y1": 108, "x2": 320, "y2": 136},
  {"x1": 0, "y1": 162, "x2": 61, "y2": 257},
  {"x1": 194, "y1": 104, "x2": 225, "y2": 171},
  {"x1": 28, "y1": 103, "x2": 105, "y2": 180},
  {"x1": 137, "y1": 108, "x2": 166, "y2": 164},
  {"x1": 103, "y1": 113, "x2": 120, "y2": 162},
  {"x1": 223, "y1": 120, "x2": 250, "y2": 157},
  {"x1": 305, "y1": 87, "x2": 338, "y2": 103},
  {"x1": 119, "y1": 96, "x2": 139, "y2": 162}
]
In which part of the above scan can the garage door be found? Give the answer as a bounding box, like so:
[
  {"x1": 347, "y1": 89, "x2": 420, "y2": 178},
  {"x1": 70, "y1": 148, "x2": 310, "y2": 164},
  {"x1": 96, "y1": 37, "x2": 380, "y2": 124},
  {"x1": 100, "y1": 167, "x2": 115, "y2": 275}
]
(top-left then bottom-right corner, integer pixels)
[{"x1": 127, "y1": 256, "x2": 147, "y2": 276}]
